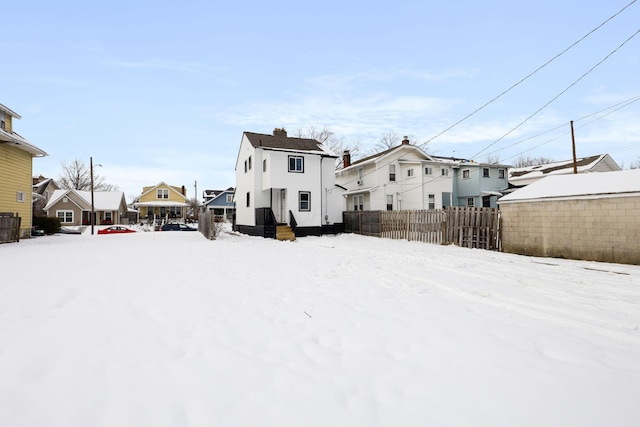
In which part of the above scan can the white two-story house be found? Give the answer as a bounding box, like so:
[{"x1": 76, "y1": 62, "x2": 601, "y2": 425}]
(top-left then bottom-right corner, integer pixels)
[
  {"x1": 234, "y1": 128, "x2": 345, "y2": 239},
  {"x1": 336, "y1": 138, "x2": 456, "y2": 211}
]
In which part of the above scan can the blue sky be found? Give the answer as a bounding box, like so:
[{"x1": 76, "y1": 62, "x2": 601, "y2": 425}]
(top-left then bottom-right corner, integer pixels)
[{"x1": 4, "y1": 0, "x2": 639, "y2": 200}]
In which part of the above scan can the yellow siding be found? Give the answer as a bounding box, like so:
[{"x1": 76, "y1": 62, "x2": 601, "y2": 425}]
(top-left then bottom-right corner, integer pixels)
[
  {"x1": 0, "y1": 144, "x2": 33, "y2": 237},
  {"x1": 139, "y1": 183, "x2": 186, "y2": 203}
]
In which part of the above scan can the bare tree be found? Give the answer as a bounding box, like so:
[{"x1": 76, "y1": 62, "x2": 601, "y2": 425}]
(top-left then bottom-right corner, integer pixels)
[
  {"x1": 484, "y1": 154, "x2": 502, "y2": 164},
  {"x1": 629, "y1": 155, "x2": 640, "y2": 169},
  {"x1": 295, "y1": 126, "x2": 362, "y2": 169},
  {"x1": 513, "y1": 155, "x2": 555, "y2": 168},
  {"x1": 58, "y1": 158, "x2": 113, "y2": 190},
  {"x1": 373, "y1": 131, "x2": 401, "y2": 152}
]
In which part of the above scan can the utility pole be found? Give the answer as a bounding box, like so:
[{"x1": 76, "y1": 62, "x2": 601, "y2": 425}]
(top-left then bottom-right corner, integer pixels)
[
  {"x1": 194, "y1": 180, "x2": 198, "y2": 220},
  {"x1": 90, "y1": 157, "x2": 95, "y2": 235},
  {"x1": 570, "y1": 120, "x2": 578, "y2": 174}
]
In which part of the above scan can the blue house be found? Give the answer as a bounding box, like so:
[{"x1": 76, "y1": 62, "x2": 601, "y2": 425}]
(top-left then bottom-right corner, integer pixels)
[
  {"x1": 452, "y1": 160, "x2": 511, "y2": 207},
  {"x1": 202, "y1": 187, "x2": 235, "y2": 221}
]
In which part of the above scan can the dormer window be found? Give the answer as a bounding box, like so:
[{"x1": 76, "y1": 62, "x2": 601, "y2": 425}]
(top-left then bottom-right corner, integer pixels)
[{"x1": 0, "y1": 120, "x2": 5, "y2": 130}]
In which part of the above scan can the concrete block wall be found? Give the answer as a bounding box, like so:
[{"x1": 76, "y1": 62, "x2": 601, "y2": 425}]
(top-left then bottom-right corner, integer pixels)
[{"x1": 500, "y1": 195, "x2": 640, "y2": 265}]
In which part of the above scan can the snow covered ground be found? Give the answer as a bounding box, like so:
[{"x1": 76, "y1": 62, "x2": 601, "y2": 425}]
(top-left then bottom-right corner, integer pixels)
[{"x1": 1, "y1": 226, "x2": 639, "y2": 426}]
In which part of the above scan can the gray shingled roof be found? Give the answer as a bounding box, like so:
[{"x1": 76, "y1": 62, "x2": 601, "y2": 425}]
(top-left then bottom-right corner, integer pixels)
[{"x1": 244, "y1": 132, "x2": 326, "y2": 153}]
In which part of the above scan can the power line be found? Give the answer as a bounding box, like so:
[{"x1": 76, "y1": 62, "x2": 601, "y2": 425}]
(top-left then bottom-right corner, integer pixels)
[
  {"x1": 472, "y1": 27, "x2": 640, "y2": 159},
  {"x1": 421, "y1": 0, "x2": 638, "y2": 148}
]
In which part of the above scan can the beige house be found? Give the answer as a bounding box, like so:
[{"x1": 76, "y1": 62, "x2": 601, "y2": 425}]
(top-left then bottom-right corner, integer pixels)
[
  {"x1": 0, "y1": 103, "x2": 48, "y2": 239},
  {"x1": 498, "y1": 169, "x2": 640, "y2": 265},
  {"x1": 44, "y1": 189, "x2": 128, "y2": 226},
  {"x1": 133, "y1": 182, "x2": 189, "y2": 222}
]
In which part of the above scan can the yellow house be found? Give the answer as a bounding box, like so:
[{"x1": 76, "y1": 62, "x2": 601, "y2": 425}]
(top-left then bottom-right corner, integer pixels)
[
  {"x1": 133, "y1": 182, "x2": 189, "y2": 222},
  {"x1": 0, "y1": 103, "x2": 47, "y2": 239}
]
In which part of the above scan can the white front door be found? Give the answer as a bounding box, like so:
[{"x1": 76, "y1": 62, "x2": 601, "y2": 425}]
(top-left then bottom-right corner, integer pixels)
[{"x1": 280, "y1": 189, "x2": 287, "y2": 224}]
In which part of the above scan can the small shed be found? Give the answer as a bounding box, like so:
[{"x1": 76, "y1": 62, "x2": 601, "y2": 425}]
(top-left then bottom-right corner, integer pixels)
[{"x1": 498, "y1": 169, "x2": 640, "y2": 265}]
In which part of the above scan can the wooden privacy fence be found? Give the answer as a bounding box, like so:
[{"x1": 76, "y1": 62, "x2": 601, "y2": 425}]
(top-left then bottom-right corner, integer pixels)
[
  {"x1": 0, "y1": 212, "x2": 21, "y2": 243},
  {"x1": 344, "y1": 207, "x2": 501, "y2": 250}
]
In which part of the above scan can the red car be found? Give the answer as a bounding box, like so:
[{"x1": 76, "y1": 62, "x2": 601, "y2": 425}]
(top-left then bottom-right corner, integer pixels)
[{"x1": 97, "y1": 226, "x2": 137, "y2": 235}]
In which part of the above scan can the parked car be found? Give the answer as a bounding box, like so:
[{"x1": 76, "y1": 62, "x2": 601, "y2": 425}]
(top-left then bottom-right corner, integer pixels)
[
  {"x1": 160, "y1": 223, "x2": 197, "y2": 231},
  {"x1": 97, "y1": 226, "x2": 137, "y2": 235}
]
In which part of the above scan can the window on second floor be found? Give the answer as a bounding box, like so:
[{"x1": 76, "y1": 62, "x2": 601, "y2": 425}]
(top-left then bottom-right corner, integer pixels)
[
  {"x1": 157, "y1": 189, "x2": 169, "y2": 199},
  {"x1": 288, "y1": 156, "x2": 304, "y2": 173},
  {"x1": 442, "y1": 168, "x2": 449, "y2": 176},
  {"x1": 482, "y1": 168, "x2": 490, "y2": 178},
  {"x1": 407, "y1": 169, "x2": 414, "y2": 177},
  {"x1": 16, "y1": 191, "x2": 25, "y2": 203},
  {"x1": 424, "y1": 167, "x2": 433, "y2": 175},
  {"x1": 263, "y1": 159, "x2": 267, "y2": 172},
  {"x1": 389, "y1": 165, "x2": 396, "y2": 182},
  {"x1": 226, "y1": 194, "x2": 233, "y2": 203},
  {"x1": 462, "y1": 169, "x2": 470, "y2": 179},
  {"x1": 499, "y1": 169, "x2": 506, "y2": 179},
  {"x1": 248, "y1": 156, "x2": 252, "y2": 170}
]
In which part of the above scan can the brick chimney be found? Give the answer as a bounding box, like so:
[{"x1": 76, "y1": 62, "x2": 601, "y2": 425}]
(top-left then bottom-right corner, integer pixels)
[
  {"x1": 402, "y1": 136, "x2": 410, "y2": 145},
  {"x1": 343, "y1": 150, "x2": 351, "y2": 168},
  {"x1": 273, "y1": 128, "x2": 287, "y2": 137},
  {"x1": 181, "y1": 185, "x2": 186, "y2": 195}
]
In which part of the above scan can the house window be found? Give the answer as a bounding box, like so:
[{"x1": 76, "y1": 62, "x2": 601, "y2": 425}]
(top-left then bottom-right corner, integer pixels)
[
  {"x1": 462, "y1": 169, "x2": 470, "y2": 179},
  {"x1": 483, "y1": 168, "x2": 490, "y2": 178},
  {"x1": 16, "y1": 191, "x2": 25, "y2": 203},
  {"x1": 467, "y1": 197, "x2": 475, "y2": 207},
  {"x1": 157, "y1": 189, "x2": 169, "y2": 199},
  {"x1": 482, "y1": 196, "x2": 491, "y2": 207},
  {"x1": 246, "y1": 192, "x2": 250, "y2": 207},
  {"x1": 424, "y1": 167, "x2": 433, "y2": 175},
  {"x1": 442, "y1": 168, "x2": 449, "y2": 176},
  {"x1": 56, "y1": 210, "x2": 73, "y2": 223},
  {"x1": 104, "y1": 212, "x2": 113, "y2": 222},
  {"x1": 263, "y1": 159, "x2": 267, "y2": 172},
  {"x1": 407, "y1": 169, "x2": 414, "y2": 177},
  {"x1": 299, "y1": 191, "x2": 311, "y2": 211},
  {"x1": 244, "y1": 160, "x2": 247, "y2": 173},
  {"x1": 386, "y1": 195, "x2": 393, "y2": 211},
  {"x1": 288, "y1": 156, "x2": 304, "y2": 172},
  {"x1": 226, "y1": 194, "x2": 233, "y2": 203},
  {"x1": 353, "y1": 194, "x2": 364, "y2": 211},
  {"x1": 428, "y1": 194, "x2": 435, "y2": 210},
  {"x1": 358, "y1": 167, "x2": 364, "y2": 179},
  {"x1": 0, "y1": 120, "x2": 5, "y2": 130},
  {"x1": 499, "y1": 169, "x2": 506, "y2": 179},
  {"x1": 248, "y1": 156, "x2": 252, "y2": 170},
  {"x1": 389, "y1": 165, "x2": 396, "y2": 182}
]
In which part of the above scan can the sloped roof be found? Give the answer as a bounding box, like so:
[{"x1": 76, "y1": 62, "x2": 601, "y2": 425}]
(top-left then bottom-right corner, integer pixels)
[
  {"x1": 508, "y1": 154, "x2": 620, "y2": 183},
  {"x1": 499, "y1": 169, "x2": 640, "y2": 202},
  {"x1": 45, "y1": 189, "x2": 126, "y2": 211},
  {"x1": 243, "y1": 132, "x2": 334, "y2": 155},
  {"x1": 343, "y1": 143, "x2": 434, "y2": 172}
]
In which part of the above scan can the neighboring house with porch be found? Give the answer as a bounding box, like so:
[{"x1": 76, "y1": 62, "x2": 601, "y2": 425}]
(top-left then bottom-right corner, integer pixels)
[
  {"x1": 44, "y1": 189, "x2": 127, "y2": 226},
  {"x1": 336, "y1": 138, "x2": 456, "y2": 211},
  {"x1": 507, "y1": 154, "x2": 621, "y2": 189},
  {"x1": 202, "y1": 187, "x2": 235, "y2": 221},
  {"x1": 133, "y1": 182, "x2": 188, "y2": 223},
  {"x1": 234, "y1": 128, "x2": 345, "y2": 239},
  {"x1": 449, "y1": 160, "x2": 511, "y2": 208},
  {"x1": 33, "y1": 176, "x2": 59, "y2": 218},
  {"x1": 0, "y1": 103, "x2": 48, "y2": 239},
  {"x1": 498, "y1": 168, "x2": 640, "y2": 265}
]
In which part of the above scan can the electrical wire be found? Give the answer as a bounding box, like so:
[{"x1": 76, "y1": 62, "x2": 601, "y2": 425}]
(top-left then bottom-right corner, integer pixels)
[
  {"x1": 472, "y1": 27, "x2": 640, "y2": 159},
  {"x1": 421, "y1": 0, "x2": 638, "y2": 148}
]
